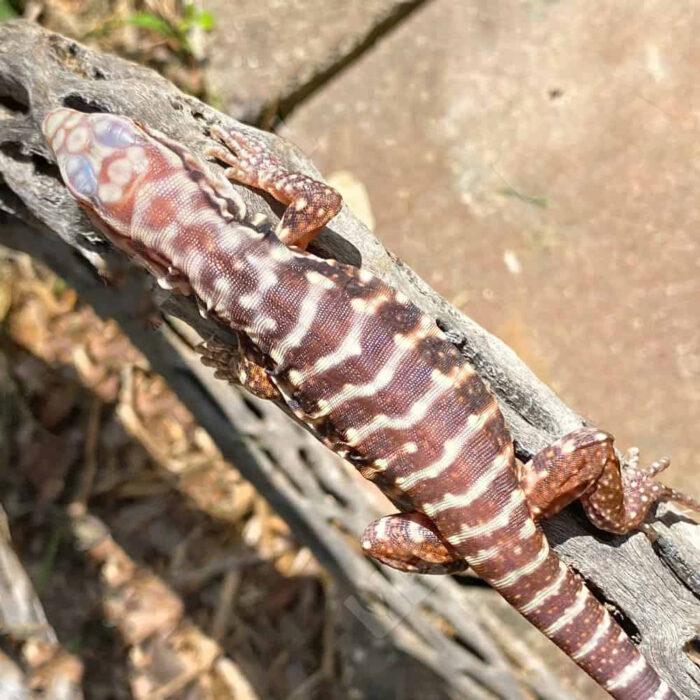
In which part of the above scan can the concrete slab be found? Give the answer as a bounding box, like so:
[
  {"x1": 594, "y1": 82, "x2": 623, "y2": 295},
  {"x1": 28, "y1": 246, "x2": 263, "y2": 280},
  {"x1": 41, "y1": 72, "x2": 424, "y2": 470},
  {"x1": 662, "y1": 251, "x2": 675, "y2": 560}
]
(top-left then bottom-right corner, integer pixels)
[
  {"x1": 282, "y1": 0, "x2": 700, "y2": 501},
  {"x1": 204, "y1": 0, "x2": 420, "y2": 121}
]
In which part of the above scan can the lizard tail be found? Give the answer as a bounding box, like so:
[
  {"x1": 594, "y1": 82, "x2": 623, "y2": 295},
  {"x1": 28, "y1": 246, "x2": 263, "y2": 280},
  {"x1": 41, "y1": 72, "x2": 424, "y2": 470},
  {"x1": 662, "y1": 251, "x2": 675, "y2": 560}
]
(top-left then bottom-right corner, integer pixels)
[{"x1": 432, "y1": 490, "x2": 675, "y2": 699}]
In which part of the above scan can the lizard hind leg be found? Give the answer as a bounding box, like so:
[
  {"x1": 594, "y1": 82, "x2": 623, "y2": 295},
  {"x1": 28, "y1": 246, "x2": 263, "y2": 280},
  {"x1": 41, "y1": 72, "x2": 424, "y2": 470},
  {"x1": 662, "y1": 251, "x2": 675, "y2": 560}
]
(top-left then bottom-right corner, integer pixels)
[
  {"x1": 518, "y1": 427, "x2": 700, "y2": 532},
  {"x1": 205, "y1": 125, "x2": 342, "y2": 249},
  {"x1": 361, "y1": 512, "x2": 468, "y2": 575},
  {"x1": 518, "y1": 427, "x2": 615, "y2": 521},
  {"x1": 582, "y1": 445, "x2": 700, "y2": 534}
]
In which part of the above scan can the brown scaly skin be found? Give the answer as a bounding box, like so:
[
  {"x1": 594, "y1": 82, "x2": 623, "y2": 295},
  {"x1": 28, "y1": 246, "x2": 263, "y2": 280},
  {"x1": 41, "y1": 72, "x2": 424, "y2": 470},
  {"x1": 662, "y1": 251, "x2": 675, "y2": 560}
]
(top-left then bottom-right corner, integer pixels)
[
  {"x1": 43, "y1": 107, "x2": 699, "y2": 699},
  {"x1": 363, "y1": 428, "x2": 700, "y2": 574}
]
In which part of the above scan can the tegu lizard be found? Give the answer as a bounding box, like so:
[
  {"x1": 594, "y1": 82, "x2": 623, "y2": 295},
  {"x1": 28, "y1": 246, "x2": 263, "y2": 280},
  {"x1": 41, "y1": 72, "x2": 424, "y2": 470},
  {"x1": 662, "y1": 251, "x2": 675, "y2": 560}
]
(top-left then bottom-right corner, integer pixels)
[{"x1": 43, "y1": 107, "x2": 699, "y2": 700}]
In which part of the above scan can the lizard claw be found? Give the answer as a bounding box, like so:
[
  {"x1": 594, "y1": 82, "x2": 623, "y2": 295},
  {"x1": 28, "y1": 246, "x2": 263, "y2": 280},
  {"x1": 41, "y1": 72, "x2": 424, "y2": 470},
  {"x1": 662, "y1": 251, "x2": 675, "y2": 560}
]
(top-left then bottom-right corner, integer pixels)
[
  {"x1": 583, "y1": 445, "x2": 698, "y2": 532},
  {"x1": 621, "y1": 451, "x2": 699, "y2": 523},
  {"x1": 645, "y1": 456, "x2": 671, "y2": 479},
  {"x1": 623, "y1": 446, "x2": 640, "y2": 469}
]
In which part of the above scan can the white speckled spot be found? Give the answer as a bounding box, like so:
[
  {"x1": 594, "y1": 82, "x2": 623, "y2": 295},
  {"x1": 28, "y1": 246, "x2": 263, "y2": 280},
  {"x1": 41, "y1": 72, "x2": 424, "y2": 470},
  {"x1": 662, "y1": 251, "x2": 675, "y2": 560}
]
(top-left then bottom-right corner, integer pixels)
[
  {"x1": 394, "y1": 332, "x2": 418, "y2": 349},
  {"x1": 350, "y1": 298, "x2": 368, "y2": 312},
  {"x1": 107, "y1": 157, "x2": 133, "y2": 185},
  {"x1": 44, "y1": 110, "x2": 68, "y2": 139},
  {"x1": 561, "y1": 440, "x2": 577, "y2": 455},
  {"x1": 64, "y1": 112, "x2": 83, "y2": 129},
  {"x1": 53, "y1": 128, "x2": 66, "y2": 151},
  {"x1": 67, "y1": 126, "x2": 90, "y2": 153},
  {"x1": 126, "y1": 146, "x2": 149, "y2": 172},
  {"x1": 126, "y1": 146, "x2": 145, "y2": 160},
  {"x1": 305, "y1": 270, "x2": 335, "y2": 289},
  {"x1": 98, "y1": 183, "x2": 123, "y2": 203}
]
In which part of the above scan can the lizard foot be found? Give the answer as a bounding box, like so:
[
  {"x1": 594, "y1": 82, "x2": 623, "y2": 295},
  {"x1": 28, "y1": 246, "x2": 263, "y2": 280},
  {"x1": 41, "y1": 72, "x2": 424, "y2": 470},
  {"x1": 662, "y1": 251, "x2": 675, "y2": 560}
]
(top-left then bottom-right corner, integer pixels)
[
  {"x1": 361, "y1": 512, "x2": 468, "y2": 575},
  {"x1": 198, "y1": 335, "x2": 280, "y2": 401},
  {"x1": 582, "y1": 446, "x2": 700, "y2": 533},
  {"x1": 205, "y1": 125, "x2": 342, "y2": 249}
]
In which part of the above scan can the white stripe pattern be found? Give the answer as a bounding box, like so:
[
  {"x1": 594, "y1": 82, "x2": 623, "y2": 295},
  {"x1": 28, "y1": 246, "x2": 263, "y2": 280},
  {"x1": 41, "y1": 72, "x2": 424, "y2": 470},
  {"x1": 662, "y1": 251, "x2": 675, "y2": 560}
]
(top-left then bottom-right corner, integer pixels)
[
  {"x1": 451, "y1": 490, "x2": 526, "y2": 545},
  {"x1": 316, "y1": 343, "x2": 412, "y2": 413},
  {"x1": 299, "y1": 311, "x2": 367, "y2": 381},
  {"x1": 518, "y1": 519, "x2": 537, "y2": 540},
  {"x1": 346, "y1": 379, "x2": 455, "y2": 445},
  {"x1": 216, "y1": 223, "x2": 260, "y2": 257},
  {"x1": 192, "y1": 206, "x2": 232, "y2": 233},
  {"x1": 571, "y1": 611, "x2": 612, "y2": 660},
  {"x1": 491, "y1": 537, "x2": 550, "y2": 589},
  {"x1": 237, "y1": 255, "x2": 281, "y2": 312},
  {"x1": 270, "y1": 282, "x2": 328, "y2": 363},
  {"x1": 544, "y1": 586, "x2": 589, "y2": 636},
  {"x1": 424, "y1": 449, "x2": 511, "y2": 515},
  {"x1": 312, "y1": 323, "x2": 444, "y2": 416},
  {"x1": 520, "y1": 561, "x2": 568, "y2": 614},
  {"x1": 372, "y1": 517, "x2": 389, "y2": 544},
  {"x1": 208, "y1": 273, "x2": 236, "y2": 314},
  {"x1": 469, "y1": 546, "x2": 500, "y2": 565},
  {"x1": 606, "y1": 655, "x2": 648, "y2": 691},
  {"x1": 397, "y1": 403, "x2": 500, "y2": 491}
]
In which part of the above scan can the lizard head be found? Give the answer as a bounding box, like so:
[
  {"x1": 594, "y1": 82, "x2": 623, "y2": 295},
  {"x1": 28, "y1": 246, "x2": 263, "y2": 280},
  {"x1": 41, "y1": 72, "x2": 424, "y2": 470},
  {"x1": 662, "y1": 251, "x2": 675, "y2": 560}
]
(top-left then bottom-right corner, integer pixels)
[{"x1": 42, "y1": 108, "x2": 154, "y2": 225}]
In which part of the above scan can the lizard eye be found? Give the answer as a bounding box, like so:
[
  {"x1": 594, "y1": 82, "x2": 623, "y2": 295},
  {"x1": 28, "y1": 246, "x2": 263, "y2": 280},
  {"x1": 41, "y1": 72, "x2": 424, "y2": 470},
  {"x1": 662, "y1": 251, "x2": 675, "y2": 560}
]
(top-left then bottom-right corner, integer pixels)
[
  {"x1": 62, "y1": 154, "x2": 97, "y2": 198},
  {"x1": 93, "y1": 116, "x2": 137, "y2": 149}
]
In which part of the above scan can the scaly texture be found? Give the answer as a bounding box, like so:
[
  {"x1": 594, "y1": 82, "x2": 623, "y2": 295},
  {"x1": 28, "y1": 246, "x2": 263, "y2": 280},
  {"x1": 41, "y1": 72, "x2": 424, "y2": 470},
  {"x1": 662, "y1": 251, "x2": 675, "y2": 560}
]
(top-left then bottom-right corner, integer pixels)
[{"x1": 43, "y1": 107, "x2": 699, "y2": 700}]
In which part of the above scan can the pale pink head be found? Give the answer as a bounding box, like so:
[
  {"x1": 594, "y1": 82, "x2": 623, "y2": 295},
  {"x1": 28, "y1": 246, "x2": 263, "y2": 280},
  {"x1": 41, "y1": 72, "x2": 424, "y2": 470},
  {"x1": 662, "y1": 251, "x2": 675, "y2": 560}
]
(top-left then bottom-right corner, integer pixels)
[{"x1": 42, "y1": 108, "x2": 154, "y2": 222}]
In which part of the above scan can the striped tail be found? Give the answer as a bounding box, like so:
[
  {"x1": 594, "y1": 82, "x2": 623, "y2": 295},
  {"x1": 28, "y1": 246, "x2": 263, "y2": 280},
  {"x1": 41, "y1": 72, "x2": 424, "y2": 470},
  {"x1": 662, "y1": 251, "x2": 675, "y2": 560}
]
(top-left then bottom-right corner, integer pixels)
[{"x1": 428, "y1": 475, "x2": 676, "y2": 699}]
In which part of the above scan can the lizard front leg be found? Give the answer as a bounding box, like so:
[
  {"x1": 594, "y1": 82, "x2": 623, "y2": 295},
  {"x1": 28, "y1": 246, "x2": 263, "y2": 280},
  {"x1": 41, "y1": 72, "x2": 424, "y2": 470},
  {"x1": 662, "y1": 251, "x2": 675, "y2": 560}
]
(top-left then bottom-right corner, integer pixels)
[
  {"x1": 205, "y1": 126, "x2": 342, "y2": 249},
  {"x1": 198, "y1": 334, "x2": 281, "y2": 401}
]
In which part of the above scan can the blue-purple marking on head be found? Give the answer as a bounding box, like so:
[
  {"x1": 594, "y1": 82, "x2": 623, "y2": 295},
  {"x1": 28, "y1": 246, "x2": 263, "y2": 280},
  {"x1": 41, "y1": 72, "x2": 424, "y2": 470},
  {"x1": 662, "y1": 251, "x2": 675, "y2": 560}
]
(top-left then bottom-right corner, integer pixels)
[
  {"x1": 92, "y1": 115, "x2": 138, "y2": 149},
  {"x1": 63, "y1": 154, "x2": 98, "y2": 198}
]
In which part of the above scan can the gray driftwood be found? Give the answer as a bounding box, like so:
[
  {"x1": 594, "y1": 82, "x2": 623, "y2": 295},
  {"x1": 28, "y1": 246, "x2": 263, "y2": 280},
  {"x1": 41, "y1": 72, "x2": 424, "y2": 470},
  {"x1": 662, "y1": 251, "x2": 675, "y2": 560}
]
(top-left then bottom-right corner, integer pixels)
[{"x1": 0, "y1": 19, "x2": 698, "y2": 699}]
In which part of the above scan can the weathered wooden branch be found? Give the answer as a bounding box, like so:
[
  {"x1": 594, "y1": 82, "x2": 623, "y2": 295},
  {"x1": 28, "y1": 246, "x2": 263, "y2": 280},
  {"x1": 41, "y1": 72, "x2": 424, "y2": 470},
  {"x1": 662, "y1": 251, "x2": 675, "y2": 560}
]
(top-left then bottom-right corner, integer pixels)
[
  {"x1": 0, "y1": 498, "x2": 84, "y2": 699},
  {"x1": 0, "y1": 19, "x2": 698, "y2": 698}
]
